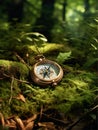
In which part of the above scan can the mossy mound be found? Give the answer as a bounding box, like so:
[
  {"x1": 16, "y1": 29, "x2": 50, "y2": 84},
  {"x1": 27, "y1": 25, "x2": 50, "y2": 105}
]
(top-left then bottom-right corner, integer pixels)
[
  {"x1": 0, "y1": 65, "x2": 97, "y2": 118},
  {"x1": 0, "y1": 60, "x2": 29, "y2": 79}
]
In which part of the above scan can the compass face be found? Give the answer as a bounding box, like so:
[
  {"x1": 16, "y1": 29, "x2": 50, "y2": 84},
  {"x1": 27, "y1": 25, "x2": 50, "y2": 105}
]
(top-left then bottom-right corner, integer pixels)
[
  {"x1": 31, "y1": 59, "x2": 63, "y2": 86},
  {"x1": 35, "y1": 63, "x2": 60, "y2": 81}
]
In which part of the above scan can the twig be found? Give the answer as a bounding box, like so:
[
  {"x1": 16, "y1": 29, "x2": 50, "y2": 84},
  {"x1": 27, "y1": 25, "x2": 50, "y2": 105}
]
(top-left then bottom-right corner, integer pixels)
[
  {"x1": 14, "y1": 52, "x2": 30, "y2": 69},
  {"x1": 0, "y1": 112, "x2": 5, "y2": 127},
  {"x1": 38, "y1": 105, "x2": 43, "y2": 122},
  {"x1": 66, "y1": 105, "x2": 98, "y2": 130},
  {"x1": 3, "y1": 73, "x2": 30, "y2": 84},
  {"x1": 9, "y1": 76, "x2": 14, "y2": 104},
  {"x1": 42, "y1": 113, "x2": 69, "y2": 126}
]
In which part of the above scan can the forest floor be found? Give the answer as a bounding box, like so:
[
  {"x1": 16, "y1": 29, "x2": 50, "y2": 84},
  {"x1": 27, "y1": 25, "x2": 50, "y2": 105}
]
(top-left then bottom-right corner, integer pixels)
[
  {"x1": 0, "y1": 106, "x2": 97, "y2": 130},
  {"x1": 0, "y1": 43, "x2": 98, "y2": 130}
]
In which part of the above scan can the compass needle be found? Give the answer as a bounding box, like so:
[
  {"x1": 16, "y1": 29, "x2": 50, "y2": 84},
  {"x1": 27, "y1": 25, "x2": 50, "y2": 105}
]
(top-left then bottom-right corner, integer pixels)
[
  {"x1": 43, "y1": 71, "x2": 47, "y2": 78},
  {"x1": 47, "y1": 65, "x2": 51, "y2": 70},
  {"x1": 43, "y1": 66, "x2": 50, "y2": 79}
]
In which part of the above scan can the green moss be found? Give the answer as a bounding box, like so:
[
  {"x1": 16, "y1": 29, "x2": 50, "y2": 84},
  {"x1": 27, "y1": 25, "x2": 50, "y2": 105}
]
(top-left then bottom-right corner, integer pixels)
[
  {"x1": 10, "y1": 99, "x2": 37, "y2": 117},
  {"x1": 0, "y1": 59, "x2": 29, "y2": 78},
  {"x1": 16, "y1": 43, "x2": 65, "y2": 54},
  {"x1": 0, "y1": 57, "x2": 97, "y2": 118}
]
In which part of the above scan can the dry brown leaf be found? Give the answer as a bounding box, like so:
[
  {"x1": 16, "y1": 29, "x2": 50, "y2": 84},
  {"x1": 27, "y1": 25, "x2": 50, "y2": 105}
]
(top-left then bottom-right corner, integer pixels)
[
  {"x1": 26, "y1": 114, "x2": 37, "y2": 124},
  {"x1": 5, "y1": 123, "x2": 16, "y2": 130},
  {"x1": 23, "y1": 114, "x2": 37, "y2": 126},
  {"x1": 0, "y1": 112, "x2": 5, "y2": 127},
  {"x1": 9, "y1": 119, "x2": 17, "y2": 126},
  {"x1": 38, "y1": 122, "x2": 56, "y2": 129},
  {"x1": 5, "y1": 119, "x2": 10, "y2": 125},
  {"x1": 15, "y1": 93, "x2": 26, "y2": 102},
  {"x1": 25, "y1": 121, "x2": 34, "y2": 130},
  {"x1": 14, "y1": 116, "x2": 25, "y2": 130}
]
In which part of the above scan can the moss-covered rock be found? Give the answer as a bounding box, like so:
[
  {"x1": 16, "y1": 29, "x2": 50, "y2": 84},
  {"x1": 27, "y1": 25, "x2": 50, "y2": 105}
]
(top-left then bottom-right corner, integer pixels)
[{"x1": 0, "y1": 60, "x2": 29, "y2": 79}]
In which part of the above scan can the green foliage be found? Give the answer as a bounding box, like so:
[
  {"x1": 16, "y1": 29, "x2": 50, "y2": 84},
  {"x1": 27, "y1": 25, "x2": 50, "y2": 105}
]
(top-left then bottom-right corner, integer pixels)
[
  {"x1": 56, "y1": 51, "x2": 71, "y2": 64},
  {"x1": 83, "y1": 57, "x2": 98, "y2": 69},
  {"x1": 0, "y1": 23, "x2": 68, "y2": 63},
  {"x1": 20, "y1": 32, "x2": 48, "y2": 44},
  {"x1": 0, "y1": 24, "x2": 47, "y2": 51}
]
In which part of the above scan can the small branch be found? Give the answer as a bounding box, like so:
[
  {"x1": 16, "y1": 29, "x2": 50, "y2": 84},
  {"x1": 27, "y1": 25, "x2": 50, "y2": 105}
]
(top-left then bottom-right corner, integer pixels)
[
  {"x1": 14, "y1": 52, "x2": 30, "y2": 69},
  {"x1": 9, "y1": 76, "x2": 14, "y2": 104},
  {"x1": 3, "y1": 73, "x2": 30, "y2": 84},
  {"x1": 42, "y1": 113, "x2": 69, "y2": 126},
  {"x1": 66, "y1": 105, "x2": 98, "y2": 130},
  {"x1": 38, "y1": 105, "x2": 43, "y2": 122}
]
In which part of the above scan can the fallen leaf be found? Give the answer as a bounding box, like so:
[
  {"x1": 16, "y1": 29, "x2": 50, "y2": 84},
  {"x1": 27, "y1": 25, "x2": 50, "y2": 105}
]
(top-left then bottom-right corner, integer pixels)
[
  {"x1": 14, "y1": 116, "x2": 25, "y2": 130},
  {"x1": 0, "y1": 112, "x2": 5, "y2": 127},
  {"x1": 15, "y1": 94, "x2": 26, "y2": 102},
  {"x1": 25, "y1": 121, "x2": 34, "y2": 130}
]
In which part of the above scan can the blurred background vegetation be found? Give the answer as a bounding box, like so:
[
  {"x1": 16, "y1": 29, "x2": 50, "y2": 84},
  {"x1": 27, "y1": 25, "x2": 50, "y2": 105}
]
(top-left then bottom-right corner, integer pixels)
[
  {"x1": 0, "y1": 0, "x2": 98, "y2": 71},
  {"x1": 0, "y1": 0, "x2": 98, "y2": 40}
]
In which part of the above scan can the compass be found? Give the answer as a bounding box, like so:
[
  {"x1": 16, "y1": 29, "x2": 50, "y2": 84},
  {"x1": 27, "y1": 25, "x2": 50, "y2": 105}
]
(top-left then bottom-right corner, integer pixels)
[{"x1": 31, "y1": 58, "x2": 63, "y2": 86}]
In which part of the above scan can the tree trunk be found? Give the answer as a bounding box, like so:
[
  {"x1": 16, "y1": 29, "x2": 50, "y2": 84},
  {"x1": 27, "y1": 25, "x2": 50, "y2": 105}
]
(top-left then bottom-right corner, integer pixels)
[
  {"x1": 33, "y1": 0, "x2": 56, "y2": 42},
  {"x1": 62, "y1": 0, "x2": 67, "y2": 22},
  {"x1": 8, "y1": 0, "x2": 24, "y2": 24},
  {"x1": 83, "y1": 0, "x2": 90, "y2": 18}
]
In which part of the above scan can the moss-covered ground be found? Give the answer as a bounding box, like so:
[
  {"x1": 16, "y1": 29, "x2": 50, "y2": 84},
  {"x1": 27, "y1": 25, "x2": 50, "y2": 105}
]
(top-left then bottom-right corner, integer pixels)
[{"x1": 0, "y1": 42, "x2": 98, "y2": 130}]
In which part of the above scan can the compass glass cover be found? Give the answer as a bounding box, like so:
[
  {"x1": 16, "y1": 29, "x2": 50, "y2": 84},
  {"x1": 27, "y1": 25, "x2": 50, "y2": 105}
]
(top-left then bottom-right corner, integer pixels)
[{"x1": 35, "y1": 63, "x2": 60, "y2": 80}]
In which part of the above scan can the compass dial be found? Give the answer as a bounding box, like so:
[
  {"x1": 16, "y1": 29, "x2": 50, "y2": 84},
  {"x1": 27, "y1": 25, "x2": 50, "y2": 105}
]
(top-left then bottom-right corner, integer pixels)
[
  {"x1": 35, "y1": 63, "x2": 60, "y2": 80},
  {"x1": 31, "y1": 59, "x2": 63, "y2": 86}
]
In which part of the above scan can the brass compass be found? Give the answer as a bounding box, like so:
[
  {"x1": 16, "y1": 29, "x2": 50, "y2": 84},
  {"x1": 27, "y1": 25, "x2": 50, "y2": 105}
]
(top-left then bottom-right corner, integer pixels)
[
  {"x1": 31, "y1": 55, "x2": 63, "y2": 86},
  {"x1": 29, "y1": 36, "x2": 63, "y2": 86}
]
